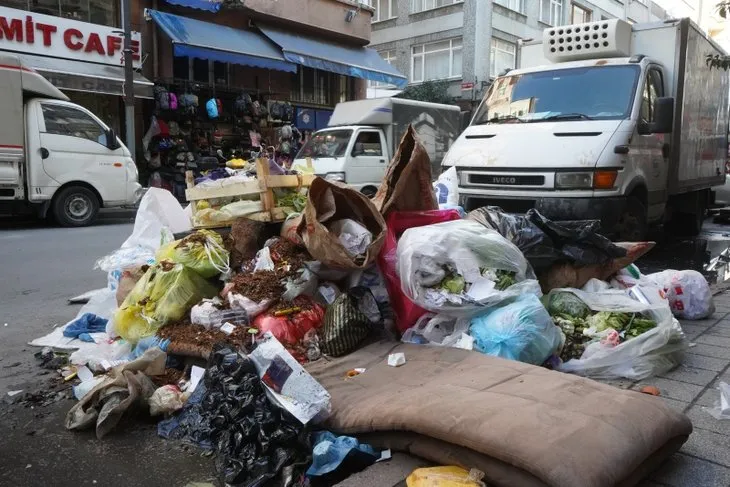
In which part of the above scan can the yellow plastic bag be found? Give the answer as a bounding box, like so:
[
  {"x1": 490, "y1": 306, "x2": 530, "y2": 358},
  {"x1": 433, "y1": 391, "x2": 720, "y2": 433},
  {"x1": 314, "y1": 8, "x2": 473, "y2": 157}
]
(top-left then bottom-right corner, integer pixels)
[
  {"x1": 114, "y1": 262, "x2": 218, "y2": 343},
  {"x1": 156, "y1": 229, "x2": 229, "y2": 278},
  {"x1": 406, "y1": 466, "x2": 485, "y2": 487}
]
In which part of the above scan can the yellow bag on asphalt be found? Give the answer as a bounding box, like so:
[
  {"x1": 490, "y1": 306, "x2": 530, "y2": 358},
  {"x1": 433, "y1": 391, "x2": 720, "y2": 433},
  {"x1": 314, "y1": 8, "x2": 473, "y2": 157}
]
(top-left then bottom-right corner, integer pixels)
[
  {"x1": 114, "y1": 262, "x2": 218, "y2": 343},
  {"x1": 406, "y1": 466, "x2": 485, "y2": 487},
  {"x1": 155, "y1": 229, "x2": 229, "y2": 278}
]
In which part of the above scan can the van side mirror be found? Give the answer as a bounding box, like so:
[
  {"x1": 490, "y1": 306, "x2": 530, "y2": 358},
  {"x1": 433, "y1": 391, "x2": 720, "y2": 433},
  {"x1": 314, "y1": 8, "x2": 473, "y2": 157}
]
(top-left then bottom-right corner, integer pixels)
[
  {"x1": 106, "y1": 128, "x2": 121, "y2": 150},
  {"x1": 651, "y1": 97, "x2": 674, "y2": 134}
]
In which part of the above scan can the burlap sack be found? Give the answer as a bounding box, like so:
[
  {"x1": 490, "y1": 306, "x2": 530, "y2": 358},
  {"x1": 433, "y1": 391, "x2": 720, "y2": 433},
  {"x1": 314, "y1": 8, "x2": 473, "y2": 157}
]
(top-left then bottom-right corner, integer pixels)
[
  {"x1": 372, "y1": 124, "x2": 438, "y2": 218},
  {"x1": 299, "y1": 178, "x2": 386, "y2": 270}
]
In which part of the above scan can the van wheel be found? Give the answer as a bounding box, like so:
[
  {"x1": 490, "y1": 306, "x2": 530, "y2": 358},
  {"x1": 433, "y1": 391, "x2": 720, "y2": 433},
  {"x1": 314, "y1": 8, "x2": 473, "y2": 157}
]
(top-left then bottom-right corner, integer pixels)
[
  {"x1": 361, "y1": 186, "x2": 377, "y2": 199},
  {"x1": 615, "y1": 197, "x2": 648, "y2": 241},
  {"x1": 668, "y1": 191, "x2": 706, "y2": 237},
  {"x1": 52, "y1": 186, "x2": 99, "y2": 227}
]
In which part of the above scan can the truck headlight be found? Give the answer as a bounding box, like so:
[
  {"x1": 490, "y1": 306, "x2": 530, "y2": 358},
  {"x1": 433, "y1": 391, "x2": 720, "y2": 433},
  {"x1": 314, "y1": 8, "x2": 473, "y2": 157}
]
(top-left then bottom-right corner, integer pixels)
[
  {"x1": 325, "y1": 172, "x2": 346, "y2": 183},
  {"x1": 555, "y1": 172, "x2": 593, "y2": 189}
]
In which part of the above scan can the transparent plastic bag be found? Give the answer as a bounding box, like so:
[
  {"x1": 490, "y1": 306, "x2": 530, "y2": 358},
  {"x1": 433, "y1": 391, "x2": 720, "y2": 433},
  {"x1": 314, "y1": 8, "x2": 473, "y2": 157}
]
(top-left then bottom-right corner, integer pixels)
[
  {"x1": 551, "y1": 288, "x2": 688, "y2": 380},
  {"x1": 156, "y1": 229, "x2": 230, "y2": 278},
  {"x1": 645, "y1": 269, "x2": 715, "y2": 320},
  {"x1": 469, "y1": 294, "x2": 562, "y2": 365},
  {"x1": 406, "y1": 466, "x2": 485, "y2": 487},
  {"x1": 401, "y1": 313, "x2": 473, "y2": 350},
  {"x1": 397, "y1": 219, "x2": 541, "y2": 317}
]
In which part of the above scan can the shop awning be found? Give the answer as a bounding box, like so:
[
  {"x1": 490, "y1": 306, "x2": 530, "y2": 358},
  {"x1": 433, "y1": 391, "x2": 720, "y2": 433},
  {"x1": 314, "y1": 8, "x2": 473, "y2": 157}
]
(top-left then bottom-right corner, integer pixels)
[
  {"x1": 18, "y1": 54, "x2": 154, "y2": 99},
  {"x1": 148, "y1": 10, "x2": 297, "y2": 73},
  {"x1": 257, "y1": 25, "x2": 408, "y2": 88},
  {"x1": 164, "y1": 0, "x2": 221, "y2": 12}
]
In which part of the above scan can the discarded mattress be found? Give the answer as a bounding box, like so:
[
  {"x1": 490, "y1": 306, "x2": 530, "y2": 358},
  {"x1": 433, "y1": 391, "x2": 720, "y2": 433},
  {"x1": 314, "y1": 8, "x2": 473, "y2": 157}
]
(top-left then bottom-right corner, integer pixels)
[{"x1": 306, "y1": 342, "x2": 692, "y2": 487}]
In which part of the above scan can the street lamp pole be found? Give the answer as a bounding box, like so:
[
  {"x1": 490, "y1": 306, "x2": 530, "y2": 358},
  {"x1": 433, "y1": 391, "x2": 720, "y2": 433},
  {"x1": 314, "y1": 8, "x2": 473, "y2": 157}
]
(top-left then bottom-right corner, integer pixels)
[{"x1": 122, "y1": 0, "x2": 136, "y2": 159}]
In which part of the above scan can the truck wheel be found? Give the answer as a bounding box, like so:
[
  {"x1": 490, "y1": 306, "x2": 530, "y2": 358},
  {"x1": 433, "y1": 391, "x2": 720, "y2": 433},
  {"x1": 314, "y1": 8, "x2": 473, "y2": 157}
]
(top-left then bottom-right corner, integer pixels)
[
  {"x1": 615, "y1": 197, "x2": 648, "y2": 241},
  {"x1": 361, "y1": 186, "x2": 377, "y2": 199},
  {"x1": 668, "y1": 191, "x2": 706, "y2": 237},
  {"x1": 52, "y1": 186, "x2": 99, "y2": 227}
]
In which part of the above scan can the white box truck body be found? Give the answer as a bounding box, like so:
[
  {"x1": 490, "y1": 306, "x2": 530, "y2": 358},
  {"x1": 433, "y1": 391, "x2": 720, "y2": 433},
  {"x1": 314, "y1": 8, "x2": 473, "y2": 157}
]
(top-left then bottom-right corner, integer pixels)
[
  {"x1": 443, "y1": 18, "x2": 729, "y2": 238},
  {"x1": 293, "y1": 98, "x2": 461, "y2": 196},
  {"x1": 0, "y1": 53, "x2": 141, "y2": 226}
]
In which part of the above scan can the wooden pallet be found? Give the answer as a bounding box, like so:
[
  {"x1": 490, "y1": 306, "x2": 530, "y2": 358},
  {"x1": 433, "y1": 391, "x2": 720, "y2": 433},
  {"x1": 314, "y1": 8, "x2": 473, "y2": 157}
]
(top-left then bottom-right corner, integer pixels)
[{"x1": 185, "y1": 157, "x2": 314, "y2": 228}]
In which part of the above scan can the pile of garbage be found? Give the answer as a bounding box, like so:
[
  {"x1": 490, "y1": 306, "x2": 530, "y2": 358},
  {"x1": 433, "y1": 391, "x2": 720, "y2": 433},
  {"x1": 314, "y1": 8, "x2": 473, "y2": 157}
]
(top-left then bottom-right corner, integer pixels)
[{"x1": 29, "y1": 125, "x2": 713, "y2": 486}]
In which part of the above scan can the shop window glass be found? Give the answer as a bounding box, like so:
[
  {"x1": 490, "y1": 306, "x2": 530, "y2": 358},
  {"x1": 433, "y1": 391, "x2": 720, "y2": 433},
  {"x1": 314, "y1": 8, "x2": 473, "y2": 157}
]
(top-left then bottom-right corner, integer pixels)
[
  {"x1": 89, "y1": 0, "x2": 117, "y2": 26},
  {"x1": 30, "y1": 0, "x2": 60, "y2": 16},
  {"x1": 61, "y1": 0, "x2": 89, "y2": 22},
  {"x1": 173, "y1": 56, "x2": 189, "y2": 80},
  {"x1": 41, "y1": 103, "x2": 106, "y2": 146},
  {"x1": 3, "y1": 0, "x2": 32, "y2": 11},
  {"x1": 193, "y1": 58, "x2": 209, "y2": 83},
  {"x1": 213, "y1": 61, "x2": 228, "y2": 85}
]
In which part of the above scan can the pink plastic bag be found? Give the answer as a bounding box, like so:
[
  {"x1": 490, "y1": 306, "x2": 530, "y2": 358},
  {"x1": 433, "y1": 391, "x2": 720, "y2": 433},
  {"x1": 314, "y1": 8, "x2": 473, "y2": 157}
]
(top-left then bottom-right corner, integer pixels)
[{"x1": 377, "y1": 209, "x2": 462, "y2": 334}]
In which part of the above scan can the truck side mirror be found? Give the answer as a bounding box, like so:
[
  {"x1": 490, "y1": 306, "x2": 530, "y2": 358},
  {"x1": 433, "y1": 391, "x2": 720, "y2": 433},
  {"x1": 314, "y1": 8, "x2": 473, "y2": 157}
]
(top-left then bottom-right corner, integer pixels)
[
  {"x1": 106, "y1": 128, "x2": 121, "y2": 150},
  {"x1": 651, "y1": 97, "x2": 674, "y2": 134}
]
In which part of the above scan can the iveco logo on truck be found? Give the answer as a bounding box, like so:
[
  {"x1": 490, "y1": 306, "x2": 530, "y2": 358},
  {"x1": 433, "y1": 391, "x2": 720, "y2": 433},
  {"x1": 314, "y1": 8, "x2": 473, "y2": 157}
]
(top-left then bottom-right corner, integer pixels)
[{"x1": 492, "y1": 176, "x2": 517, "y2": 184}]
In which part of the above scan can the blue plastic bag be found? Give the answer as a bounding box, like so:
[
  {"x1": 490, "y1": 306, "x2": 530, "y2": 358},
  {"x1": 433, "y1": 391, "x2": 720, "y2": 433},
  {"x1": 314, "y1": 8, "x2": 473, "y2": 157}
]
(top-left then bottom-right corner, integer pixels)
[
  {"x1": 469, "y1": 295, "x2": 562, "y2": 365},
  {"x1": 306, "y1": 431, "x2": 379, "y2": 477},
  {"x1": 206, "y1": 98, "x2": 218, "y2": 119}
]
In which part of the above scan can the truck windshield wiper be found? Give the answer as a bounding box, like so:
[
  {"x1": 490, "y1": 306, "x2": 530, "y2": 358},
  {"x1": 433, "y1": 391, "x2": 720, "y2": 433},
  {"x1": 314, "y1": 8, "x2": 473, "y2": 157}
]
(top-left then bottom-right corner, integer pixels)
[
  {"x1": 475, "y1": 115, "x2": 525, "y2": 125},
  {"x1": 541, "y1": 113, "x2": 594, "y2": 121}
]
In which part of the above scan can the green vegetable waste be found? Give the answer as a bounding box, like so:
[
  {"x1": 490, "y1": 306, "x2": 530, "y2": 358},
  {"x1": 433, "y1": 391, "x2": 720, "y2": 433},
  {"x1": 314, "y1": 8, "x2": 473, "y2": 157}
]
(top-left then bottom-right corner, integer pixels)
[
  {"x1": 494, "y1": 270, "x2": 517, "y2": 291},
  {"x1": 276, "y1": 190, "x2": 307, "y2": 212},
  {"x1": 440, "y1": 274, "x2": 466, "y2": 294}
]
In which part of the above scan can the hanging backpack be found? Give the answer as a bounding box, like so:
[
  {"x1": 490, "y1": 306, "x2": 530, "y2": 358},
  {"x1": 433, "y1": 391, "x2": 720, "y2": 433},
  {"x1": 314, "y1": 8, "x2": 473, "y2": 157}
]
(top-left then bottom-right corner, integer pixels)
[
  {"x1": 251, "y1": 100, "x2": 261, "y2": 118},
  {"x1": 270, "y1": 101, "x2": 282, "y2": 120},
  {"x1": 206, "y1": 98, "x2": 219, "y2": 119},
  {"x1": 283, "y1": 102, "x2": 294, "y2": 122},
  {"x1": 216, "y1": 99, "x2": 223, "y2": 116},
  {"x1": 168, "y1": 92, "x2": 178, "y2": 110},
  {"x1": 154, "y1": 86, "x2": 169, "y2": 111},
  {"x1": 235, "y1": 93, "x2": 251, "y2": 116}
]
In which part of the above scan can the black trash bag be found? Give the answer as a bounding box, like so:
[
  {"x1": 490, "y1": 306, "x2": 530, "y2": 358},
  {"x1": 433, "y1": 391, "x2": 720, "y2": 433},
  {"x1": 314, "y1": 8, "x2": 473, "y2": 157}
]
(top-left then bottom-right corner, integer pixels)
[
  {"x1": 467, "y1": 206, "x2": 626, "y2": 272},
  {"x1": 319, "y1": 287, "x2": 382, "y2": 358},
  {"x1": 158, "y1": 345, "x2": 312, "y2": 487}
]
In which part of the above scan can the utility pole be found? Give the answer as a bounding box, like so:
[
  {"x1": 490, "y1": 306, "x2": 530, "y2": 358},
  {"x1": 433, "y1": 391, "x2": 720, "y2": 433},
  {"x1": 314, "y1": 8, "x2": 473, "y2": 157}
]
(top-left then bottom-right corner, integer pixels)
[{"x1": 122, "y1": 0, "x2": 136, "y2": 159}]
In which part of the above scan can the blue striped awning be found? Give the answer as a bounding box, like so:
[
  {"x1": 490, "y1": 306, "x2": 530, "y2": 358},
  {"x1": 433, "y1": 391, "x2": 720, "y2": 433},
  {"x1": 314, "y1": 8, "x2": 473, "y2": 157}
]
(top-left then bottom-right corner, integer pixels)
[
  {"x1": 257, "y1": 25, "x2": 407, "y2": 88},
  {"x1": 148, "y1": 10, "x2": 297, "y2": 73}
]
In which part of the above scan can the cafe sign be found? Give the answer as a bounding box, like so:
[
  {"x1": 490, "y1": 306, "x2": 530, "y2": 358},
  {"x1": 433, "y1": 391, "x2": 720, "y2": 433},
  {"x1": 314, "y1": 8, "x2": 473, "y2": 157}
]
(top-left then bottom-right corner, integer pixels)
[{"x1": 0, "y1": 6, "x2": 141, "y2": 68}]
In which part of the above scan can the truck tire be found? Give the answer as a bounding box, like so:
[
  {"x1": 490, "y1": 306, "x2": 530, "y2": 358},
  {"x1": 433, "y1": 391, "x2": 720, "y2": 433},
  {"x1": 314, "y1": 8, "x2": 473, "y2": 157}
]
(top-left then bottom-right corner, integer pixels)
[
  {"x1": 615, "y1": 197, "x2": 648, "y2": 241},
  {"x1": 668, "y1": 191, "x2": 706, "y2": 237},
  {"x1": 361, "y1": 186, "x2": 377, "y2": 199},
  {"x1": 52, "y1": 186, "x2": 100, "y2": 227}
]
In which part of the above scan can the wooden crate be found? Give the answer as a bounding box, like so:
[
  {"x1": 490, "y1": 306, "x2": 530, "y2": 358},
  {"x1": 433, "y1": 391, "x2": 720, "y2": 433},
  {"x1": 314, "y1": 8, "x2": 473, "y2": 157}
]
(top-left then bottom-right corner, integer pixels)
[{"x1": 185, "y1": 157, "x2": 314, "y2": 228}]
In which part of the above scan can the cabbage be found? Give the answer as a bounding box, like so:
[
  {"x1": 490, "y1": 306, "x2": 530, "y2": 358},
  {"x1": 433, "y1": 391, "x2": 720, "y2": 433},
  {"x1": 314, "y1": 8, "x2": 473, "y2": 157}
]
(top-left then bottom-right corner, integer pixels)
[{"x1": 545, "y1": 291, "x2": 591, "y2": 318}]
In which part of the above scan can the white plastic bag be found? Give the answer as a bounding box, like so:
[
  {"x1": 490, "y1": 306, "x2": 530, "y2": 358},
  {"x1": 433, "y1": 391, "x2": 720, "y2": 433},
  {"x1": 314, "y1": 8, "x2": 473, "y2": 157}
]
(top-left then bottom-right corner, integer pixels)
[
  {"x1": 645, "y1": 269, "x2": 715, "y2": 320},
  {"x1": 121, "y1": 188, "x2": 190, "y2": 251},
  {"x1": 581, "y1": 278, "x2": 611, "y2": 293},
  {"x1": 402, "y1": 313, "x2": 473, "y2": 350},
  {"x1": 707, "y1": 382, "x2": 730, "y2": 420},
  {"x1": 328, "y1": 219, "x2": 373, "y2": 258},
  {"x1": 552, "y1": 288, "x2": 688, "y2": 380},
  {"x1": 397, "y1": 219, "x2": 541, "y2": 317},
  {"x1": 434, "y1": 166, "x2": 459, "y2": 207}
]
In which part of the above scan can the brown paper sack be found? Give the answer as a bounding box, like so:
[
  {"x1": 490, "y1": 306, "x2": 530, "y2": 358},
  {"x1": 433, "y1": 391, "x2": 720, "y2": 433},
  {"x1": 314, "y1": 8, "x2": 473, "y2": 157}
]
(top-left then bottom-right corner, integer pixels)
[
  {"x1": 299, "y1": 177, "x2": 386, "y2": 270},
  {"x1": 372, "y1": 124, "x2": 438, "y2": 218}
]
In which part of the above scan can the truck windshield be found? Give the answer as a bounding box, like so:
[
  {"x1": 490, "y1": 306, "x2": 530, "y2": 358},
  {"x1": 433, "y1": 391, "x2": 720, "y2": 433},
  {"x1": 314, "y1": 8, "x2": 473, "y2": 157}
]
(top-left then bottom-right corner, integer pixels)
[
  {"x1": 472, "y1": 65, "x2": 640, "y2": 125},
  {"x1": 297, "y1": 130, "x2": 353, "y2": 159}
]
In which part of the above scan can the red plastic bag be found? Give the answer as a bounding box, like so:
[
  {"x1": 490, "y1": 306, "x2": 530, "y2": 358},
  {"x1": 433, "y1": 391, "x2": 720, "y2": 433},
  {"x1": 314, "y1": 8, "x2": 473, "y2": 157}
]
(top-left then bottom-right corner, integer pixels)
[
  {"x1": 252, "y1": 297, "x2": 325, "y2": 347},
  {"x1": 377, "y1": 210, "x2": 462, "y2": 334}
]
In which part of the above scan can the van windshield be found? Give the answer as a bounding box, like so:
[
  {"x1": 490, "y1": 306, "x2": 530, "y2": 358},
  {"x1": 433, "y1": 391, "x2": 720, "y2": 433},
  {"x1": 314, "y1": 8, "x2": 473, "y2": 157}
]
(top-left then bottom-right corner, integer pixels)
[
  {"x1": 296, "y1": 129, "x2": 353, "y2": 159},
  {"x1": 472, "y1": 65, "x2": 641, "y2": 125}
]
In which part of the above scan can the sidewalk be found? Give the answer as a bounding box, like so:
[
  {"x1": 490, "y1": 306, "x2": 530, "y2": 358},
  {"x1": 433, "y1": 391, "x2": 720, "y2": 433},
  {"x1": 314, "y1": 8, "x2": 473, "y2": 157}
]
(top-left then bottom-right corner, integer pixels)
[{"x1": 337, "y1": 288, "x2": 730, "y2": 487}]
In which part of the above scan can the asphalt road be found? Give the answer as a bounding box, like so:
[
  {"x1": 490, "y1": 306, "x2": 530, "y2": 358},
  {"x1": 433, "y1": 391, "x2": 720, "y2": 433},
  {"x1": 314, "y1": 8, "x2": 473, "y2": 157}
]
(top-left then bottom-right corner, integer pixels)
[{"x1": 0, "y1": 213, "x2": 214, "y2": 487}]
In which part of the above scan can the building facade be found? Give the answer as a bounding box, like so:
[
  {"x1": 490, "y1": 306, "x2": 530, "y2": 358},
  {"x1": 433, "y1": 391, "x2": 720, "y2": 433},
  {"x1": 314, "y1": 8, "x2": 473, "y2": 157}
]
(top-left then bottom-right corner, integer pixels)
[{"x1": 367, "y1": 0, "x2": 668, "y2": 110}]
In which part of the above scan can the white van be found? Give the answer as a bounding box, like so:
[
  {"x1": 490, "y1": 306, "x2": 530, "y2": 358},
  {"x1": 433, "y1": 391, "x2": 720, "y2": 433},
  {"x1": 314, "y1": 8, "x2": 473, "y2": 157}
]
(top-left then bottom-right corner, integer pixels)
[
  {"x1": 0, "y1": 53, "x2": 140, "y2": 226},
  {"x1": 293, "y1": 98, "x2": 461, "y2": 197},
  {"x1": 444, "y1": 18, "x2": 729, "y2": 239}
]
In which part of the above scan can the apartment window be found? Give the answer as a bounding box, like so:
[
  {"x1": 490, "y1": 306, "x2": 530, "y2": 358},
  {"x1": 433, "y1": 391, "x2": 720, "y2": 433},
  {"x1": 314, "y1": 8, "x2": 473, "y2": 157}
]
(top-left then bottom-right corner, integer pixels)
[
  {"x1": 411, "y1": 0, "x2": 462, "y2": 14},
  {"x1": 571, "y1": 4, "x2": 591, "y2": 23},
  {"x1": 494, "y1": 0, "x2": 525, "y2": 14},
  {"x1": 292, "y1": 67, "x2": 334, "y2": 106},
  {"x1": 370, "y1": 49, "x2": 397, "y2": 88},
  {"x1": 490, "y1": 39, "x2": 516, "y2": 78},
  {"x1": 18, "y1": 0, "x2": 119, "y2": 27},
  {"x1": 412, "y1": 38, "x2": 462, "y2": 83},
  {"x1": 539, "y1": 0, "x2": 563, "y2": 25},
  {"x1": 364, "y1": 0, "x2": 395, "y2": 21}
]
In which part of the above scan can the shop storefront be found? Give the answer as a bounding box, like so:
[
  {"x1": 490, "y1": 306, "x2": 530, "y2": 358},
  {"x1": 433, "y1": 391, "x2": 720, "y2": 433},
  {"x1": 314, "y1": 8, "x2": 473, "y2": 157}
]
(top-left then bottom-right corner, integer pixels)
[
  {"x1": 141, "y1": 8, "x2": 406, "y2": 195},
  {"x1": 0, "y1": 6, "x2": 153, "y2": 143}
]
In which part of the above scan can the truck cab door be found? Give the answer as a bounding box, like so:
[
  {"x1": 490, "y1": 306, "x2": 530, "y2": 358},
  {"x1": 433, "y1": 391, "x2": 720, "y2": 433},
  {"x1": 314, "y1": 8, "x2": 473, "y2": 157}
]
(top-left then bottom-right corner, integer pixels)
[
  {"x1": 36, "y1": 102, "x2": 127, "y2": 203},
  {"x1": 633, "y1": 66, "x2": 669, "y2": 220},
  {"x1": 347, "y1": 129, "x2": 388, "y2": 188}
]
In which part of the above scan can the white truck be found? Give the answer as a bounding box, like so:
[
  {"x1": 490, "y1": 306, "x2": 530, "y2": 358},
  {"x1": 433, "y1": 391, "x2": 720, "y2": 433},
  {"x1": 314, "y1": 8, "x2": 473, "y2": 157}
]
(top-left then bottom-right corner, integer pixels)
[
  {"x1": 293, "y1": 98, "x2": 461, "y2": 197},
  {"x1": 444, "y1": 18, "x2": 729, "y2": 239},
  {"x1": 0, "y1": 54, "x2": 140, "y2": 226}
]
